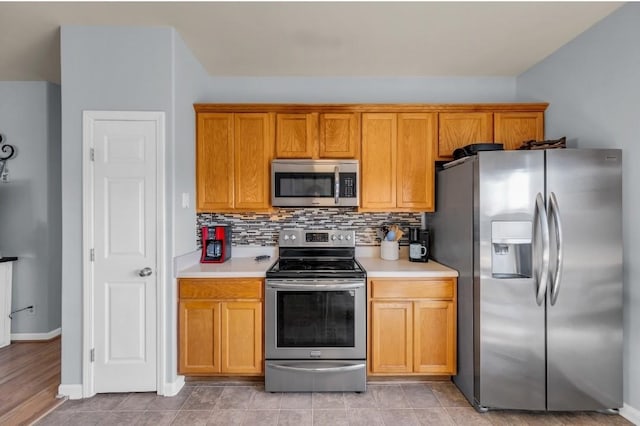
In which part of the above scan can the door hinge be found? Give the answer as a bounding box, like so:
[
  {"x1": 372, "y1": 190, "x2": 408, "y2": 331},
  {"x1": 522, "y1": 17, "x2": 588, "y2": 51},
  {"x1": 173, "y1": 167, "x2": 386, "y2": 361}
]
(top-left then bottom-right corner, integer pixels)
[
  {"x1": 90, "y1": 348, "x2": 95, "y2": 363},
  {"x1": 90, "y1": 249, "x2": 95, "y2": 262},
  {"x1": 90, "y1": 148, "x2": 95, "y2": 162}
]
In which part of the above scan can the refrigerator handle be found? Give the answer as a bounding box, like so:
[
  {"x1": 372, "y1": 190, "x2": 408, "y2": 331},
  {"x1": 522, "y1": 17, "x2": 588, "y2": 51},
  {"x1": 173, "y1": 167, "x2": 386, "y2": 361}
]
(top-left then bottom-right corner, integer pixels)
[
  {"x1": 533, "y1": 193, "x2": 550, "y2": 306},
  {"x1": 548, "y1": 192, "x2": 564, "y2": 306}
]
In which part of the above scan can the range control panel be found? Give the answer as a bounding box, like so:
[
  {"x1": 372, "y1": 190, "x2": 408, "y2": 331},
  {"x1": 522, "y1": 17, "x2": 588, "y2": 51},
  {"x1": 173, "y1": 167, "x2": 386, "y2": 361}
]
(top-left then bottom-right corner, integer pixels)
[{"x1": 279, "y1": 228, "x2": 356, "y2": 247}]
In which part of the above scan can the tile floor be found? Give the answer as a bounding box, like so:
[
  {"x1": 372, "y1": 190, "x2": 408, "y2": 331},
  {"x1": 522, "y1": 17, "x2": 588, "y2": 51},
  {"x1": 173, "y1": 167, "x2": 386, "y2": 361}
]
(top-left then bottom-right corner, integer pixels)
[{"x1": 36, "y1": 381, "x2": 632, "y2": 426}]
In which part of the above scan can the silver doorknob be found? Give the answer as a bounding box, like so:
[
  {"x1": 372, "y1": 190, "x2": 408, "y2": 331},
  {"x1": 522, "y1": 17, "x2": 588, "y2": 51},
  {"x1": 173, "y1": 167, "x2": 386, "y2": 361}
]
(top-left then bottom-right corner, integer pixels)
[{"x1": 138, "y1": 267, "x2": 153, "y2": 277}]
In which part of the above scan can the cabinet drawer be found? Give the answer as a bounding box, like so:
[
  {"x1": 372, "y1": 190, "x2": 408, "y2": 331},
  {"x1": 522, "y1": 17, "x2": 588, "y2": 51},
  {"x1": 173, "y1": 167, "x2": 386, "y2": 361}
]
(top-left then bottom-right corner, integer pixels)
[
  {"x1": 179, "y1": 279, "x2": 263, "y2": 299},
  {"x1": 371, "y1": 279, "x2": 454, "y2": 300}
]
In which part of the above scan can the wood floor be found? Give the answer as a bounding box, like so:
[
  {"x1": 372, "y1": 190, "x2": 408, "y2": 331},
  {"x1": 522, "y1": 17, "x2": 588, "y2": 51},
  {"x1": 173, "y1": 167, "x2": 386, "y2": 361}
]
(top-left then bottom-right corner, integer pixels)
[{"x1": 0, "y1": 337, "x2": 63, "y2": 425}]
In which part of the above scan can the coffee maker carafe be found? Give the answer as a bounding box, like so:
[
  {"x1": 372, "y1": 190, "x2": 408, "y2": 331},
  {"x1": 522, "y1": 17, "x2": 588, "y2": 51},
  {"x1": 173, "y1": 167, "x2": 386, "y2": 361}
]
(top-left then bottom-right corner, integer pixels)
[
  {"x1": 201, "y1": 226, "x2": 232, "y2": 263},
  {"x1": 408, "y1": 227, "x2": 429, "y2": 263}
]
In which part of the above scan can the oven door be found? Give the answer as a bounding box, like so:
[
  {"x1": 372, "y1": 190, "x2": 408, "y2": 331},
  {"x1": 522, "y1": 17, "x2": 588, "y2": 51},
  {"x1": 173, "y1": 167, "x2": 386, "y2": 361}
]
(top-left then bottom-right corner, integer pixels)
[{"x1": 265, "y1": 279, "x2": 366, "y2": 360}]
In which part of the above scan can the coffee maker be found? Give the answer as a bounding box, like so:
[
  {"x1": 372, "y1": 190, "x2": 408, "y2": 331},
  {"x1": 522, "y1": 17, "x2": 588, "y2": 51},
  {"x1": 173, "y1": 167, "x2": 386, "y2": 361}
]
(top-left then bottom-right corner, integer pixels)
[
  {"x1": 408, "y1": 227, "x2": 429, "y2": 262},
  {"x1": 201, "y1": 225, "x2": 232, "y2": 263}
]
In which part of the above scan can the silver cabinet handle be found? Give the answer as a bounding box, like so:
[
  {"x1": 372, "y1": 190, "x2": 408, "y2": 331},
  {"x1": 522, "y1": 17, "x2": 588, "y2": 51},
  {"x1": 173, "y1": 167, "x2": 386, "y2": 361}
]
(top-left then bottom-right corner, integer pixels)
[
  {"x1": 269, "y1": 363, "x2": 365, "y2": 373},
  {"x1": 334, "y1": 166, "x2": 340, "y2": 205},
  {"x1": 138, "y1": 267, "x2": 153, "y2": 277},
  {"x1": 533, "y1": 193, "x2": 550, "y2": 306},
  {"x1": 548, "y1": 192, "x2": 563, "y2": 306},
  {"x1": 267, "y1": 282, "x2": 364, "y2": 291}
]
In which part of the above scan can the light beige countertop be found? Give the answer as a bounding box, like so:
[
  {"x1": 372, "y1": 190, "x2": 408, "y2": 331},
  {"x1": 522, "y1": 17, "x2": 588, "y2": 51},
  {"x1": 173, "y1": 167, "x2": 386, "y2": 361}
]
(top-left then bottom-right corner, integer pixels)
[
  {"x1": 356, "y1": 256, "x2": 458, "y2": 278},
  {"x1": 176, "y1": 246, "x2": 458, "y2": 279},
  {"x1": 178, "y1": 256, "x2": 276, "y2": 278}
]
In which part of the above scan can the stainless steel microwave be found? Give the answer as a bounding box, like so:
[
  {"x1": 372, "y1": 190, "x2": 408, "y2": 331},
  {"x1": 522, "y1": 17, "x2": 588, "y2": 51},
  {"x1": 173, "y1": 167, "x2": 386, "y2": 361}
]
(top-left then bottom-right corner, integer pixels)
[{"x1": 271, "y1": 159, "x2": 359, "y2": 207}]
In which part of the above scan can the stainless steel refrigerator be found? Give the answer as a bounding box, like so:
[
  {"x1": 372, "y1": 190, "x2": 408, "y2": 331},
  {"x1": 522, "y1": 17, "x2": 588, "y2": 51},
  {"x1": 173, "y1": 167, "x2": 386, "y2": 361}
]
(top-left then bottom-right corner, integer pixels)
[{"x1": 430, "y1": 149, "x2": 622, "y2": 412}]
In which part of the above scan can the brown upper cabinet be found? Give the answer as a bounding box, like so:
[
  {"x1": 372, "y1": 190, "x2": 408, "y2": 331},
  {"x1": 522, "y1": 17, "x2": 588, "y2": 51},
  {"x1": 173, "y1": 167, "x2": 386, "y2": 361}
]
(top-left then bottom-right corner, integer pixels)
[
  {"x1": 361, "y1": 112, "x2": 437, "y2": 212},
  {"x1": 438, "y1": 112, "x2": 493, "y2": 159},
  {"x1": 275, "y1": 112, "x2": 360, "y2": 159},
  {"x1": 437, "y1": 108, "x2": 545, "y2": 160},
  {"x1": 195, "y1": 104, "x2": 547, "y2": 212},
  {"x1": 494, "y1": 112, "x2": 545, "y2": 151},
  {"x1": 196, "y1": 112, "x2": 274, "y2": 212}
]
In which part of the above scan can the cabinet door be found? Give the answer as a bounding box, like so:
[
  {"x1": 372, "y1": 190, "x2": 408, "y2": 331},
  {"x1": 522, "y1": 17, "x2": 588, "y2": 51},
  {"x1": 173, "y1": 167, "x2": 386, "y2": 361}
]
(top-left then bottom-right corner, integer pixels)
[
  {"x1": 319, "y1": 113, "x2": 360, "y2": 159},
  {"x1": 494, "y1": 112, "x2": 544, "y2": 151},
  {"x1": 179, "y1": 301, "x2": 220, "y2": 374},
  {"x1": 397, "y1": 113, "x2": 437, "y2": 211},
  {"x1": 361, "y1": 113, "x2": 397, "y2": 210},
  {"x1": 220, "y1": 301, "x2": 263, "y2": 374},
  {"x1": 370, "y1": 300, "x2": 413, "y2": 373},
  {"x1": 275, "y1": 113, "x2": 317, "y2": 158},
  {"x1": 196, "y1": 113, "x2": 234, "y2": 212},
  {"x1": 413, "y1": 300, "x2": 456, "y2": 374},
  {"x1": 438, "y1": 112, "x2": 493, "y2": 160},
  {"x1": 234, "y1": 113, "x2": 274, "y2": 210}
]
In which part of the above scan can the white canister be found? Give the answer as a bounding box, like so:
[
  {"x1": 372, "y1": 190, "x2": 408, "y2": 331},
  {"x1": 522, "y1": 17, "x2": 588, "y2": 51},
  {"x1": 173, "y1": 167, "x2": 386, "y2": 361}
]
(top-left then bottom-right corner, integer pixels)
[{"x1": 380, "y1": 240, "x2": 399, "y2": 260}]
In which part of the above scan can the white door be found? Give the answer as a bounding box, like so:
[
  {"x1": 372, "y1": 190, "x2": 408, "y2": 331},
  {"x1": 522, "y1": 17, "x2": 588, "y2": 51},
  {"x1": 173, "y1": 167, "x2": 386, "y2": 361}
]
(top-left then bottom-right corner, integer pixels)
[{"x1": 85, "y1": 112, "x2": 162, "y2": 393}]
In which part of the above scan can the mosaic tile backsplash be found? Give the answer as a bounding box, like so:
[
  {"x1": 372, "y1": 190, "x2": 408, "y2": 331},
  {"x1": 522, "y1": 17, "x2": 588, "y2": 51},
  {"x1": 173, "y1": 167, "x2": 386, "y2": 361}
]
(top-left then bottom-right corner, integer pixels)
[{"x1": 196, "y1": 208, "x2": 424, "y2": 247}]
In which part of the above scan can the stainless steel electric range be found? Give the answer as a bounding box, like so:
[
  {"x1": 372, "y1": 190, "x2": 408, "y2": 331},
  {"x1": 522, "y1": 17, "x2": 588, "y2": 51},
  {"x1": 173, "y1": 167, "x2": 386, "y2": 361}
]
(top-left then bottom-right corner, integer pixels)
[{"x1": 265, "y1": 228, "x2": 367, "y2": 392}]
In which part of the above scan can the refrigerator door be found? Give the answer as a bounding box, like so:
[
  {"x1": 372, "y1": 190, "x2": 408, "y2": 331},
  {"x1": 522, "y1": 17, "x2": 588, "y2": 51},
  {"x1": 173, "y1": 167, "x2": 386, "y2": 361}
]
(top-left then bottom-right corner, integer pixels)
[
  {"x1": 546, "y1": 149, "x2": 623, "y2": 411},
  {"x1": 477, "y1": 151, "x2": 547, "y2": 410}
]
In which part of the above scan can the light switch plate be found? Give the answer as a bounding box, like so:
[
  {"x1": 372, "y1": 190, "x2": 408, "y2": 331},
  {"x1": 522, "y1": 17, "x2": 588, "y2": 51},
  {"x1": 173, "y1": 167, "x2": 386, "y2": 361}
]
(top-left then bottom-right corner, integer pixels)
[{"x1": 181, "y1": 193, "x2": 190, "y2": 209}]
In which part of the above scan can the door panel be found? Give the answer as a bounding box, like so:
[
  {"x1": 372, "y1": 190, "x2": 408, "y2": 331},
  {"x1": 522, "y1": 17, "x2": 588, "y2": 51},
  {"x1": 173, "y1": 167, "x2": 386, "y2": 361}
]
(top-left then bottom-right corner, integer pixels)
[
  {"x1": 494, "y1": 112, "x2": 544, "y2": 151},
  {"x1": 319, "y1": 113, "x2": 359, "y2": 158},
  {"x1": 370, "y1": 301, "x2": 412, "y2": 373},
  {"x1": 92, "y1": 117, "x2": 157, "y2": 393},
  {"x1": 477, "y1": 150, "x2": 545, "y2": 410},
  {"x1": 104, "y1": 282, "x2": 146, "y2": 361},
  {"x1": 179, "y1": 301, "x2": 220, "y2": 374},
  {"x1": 221, "y1": 302, "x2": 263, "y2": 374},
  {"x1": 545, "y1": 149, "x2": 622, "y2": 410},
  {"x1": 397, "y1": 113, "x2": 436, "y2": 210},
  {"x1": 438, "y1": 112, "x2": 493, "y2": 159},
  {"x1": 234, "y1": 113, "x2": 274, "y2": 209},
  {"x1": 361, "y1": 113, "x2": 396, "y2": 209},
  {"x1": 414, "y1": 301, "x2": 455, "y2": 374},
  {"x1": 196, "y1": 113, "x2": 234, "y2": 211},
  {"x1": 276, "y1": 113, "x2": 316, "y2": 158}
]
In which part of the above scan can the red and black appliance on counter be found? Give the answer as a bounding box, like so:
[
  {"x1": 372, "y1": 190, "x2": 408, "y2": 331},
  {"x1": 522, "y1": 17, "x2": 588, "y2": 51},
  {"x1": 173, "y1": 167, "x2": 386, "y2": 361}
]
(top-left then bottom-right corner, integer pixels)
[{"x1": 200, "y1": 226, "x2": 231, "y2": 263}]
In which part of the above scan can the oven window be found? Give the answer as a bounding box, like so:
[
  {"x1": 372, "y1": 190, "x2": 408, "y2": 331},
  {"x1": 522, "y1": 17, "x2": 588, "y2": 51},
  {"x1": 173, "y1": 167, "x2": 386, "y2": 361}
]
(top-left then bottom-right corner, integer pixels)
[
  {"x1": 277, "y1": 291, "x2": 355, "y2": 347},
  {"x1": 275, "y1": 173, "x2": 334, "y2": 198}
]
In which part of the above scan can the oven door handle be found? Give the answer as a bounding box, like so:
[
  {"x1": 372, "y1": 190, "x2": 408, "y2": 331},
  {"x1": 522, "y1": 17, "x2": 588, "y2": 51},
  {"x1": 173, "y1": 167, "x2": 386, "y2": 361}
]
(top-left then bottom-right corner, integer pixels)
[
  {"x1": 268, "y1": 363, "x2": 365, "y2": 373},
  {"x1": 266, "y1": 282, "x2": 364, "y2": 290}
]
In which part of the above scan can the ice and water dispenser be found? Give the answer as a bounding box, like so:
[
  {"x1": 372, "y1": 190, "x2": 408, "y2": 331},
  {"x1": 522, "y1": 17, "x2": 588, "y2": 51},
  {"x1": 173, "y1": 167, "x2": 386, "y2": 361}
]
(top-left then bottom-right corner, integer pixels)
[{"x1": 491, "y1": 221, "x2": 532, "y2": 279}]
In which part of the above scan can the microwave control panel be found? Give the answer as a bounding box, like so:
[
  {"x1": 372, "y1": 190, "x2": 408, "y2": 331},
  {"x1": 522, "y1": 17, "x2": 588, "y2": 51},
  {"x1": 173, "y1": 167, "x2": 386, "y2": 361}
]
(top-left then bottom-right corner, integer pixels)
[{"x1": 340, "y1": 173, "x2": 357, "y2": 198}]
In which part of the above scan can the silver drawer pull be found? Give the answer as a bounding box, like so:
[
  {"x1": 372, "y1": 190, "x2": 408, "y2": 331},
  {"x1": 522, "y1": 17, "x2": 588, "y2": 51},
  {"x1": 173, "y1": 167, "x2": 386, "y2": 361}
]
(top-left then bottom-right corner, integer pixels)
[{"x1": 269, "y1": 363, "x2": 365, "y2": 373}]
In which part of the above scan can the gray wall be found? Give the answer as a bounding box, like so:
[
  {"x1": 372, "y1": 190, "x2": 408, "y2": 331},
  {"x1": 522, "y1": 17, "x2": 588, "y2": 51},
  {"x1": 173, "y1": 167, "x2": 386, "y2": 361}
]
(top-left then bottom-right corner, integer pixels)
[
  {"x1": 206, "y1": 76, "x2": 517, "y2": 103},
  {"x1": 0, "y1": 81, "x2": 61, "y2": 334},
  {"x1": 169, "y1": 32, "x2": 215, "y2": 383},
  {"x1": 517, "y1": 2, "x2": 640, "y2": 413},
  {"x1": 60, "y1": 26, "x2": 174, "y2": 386}
]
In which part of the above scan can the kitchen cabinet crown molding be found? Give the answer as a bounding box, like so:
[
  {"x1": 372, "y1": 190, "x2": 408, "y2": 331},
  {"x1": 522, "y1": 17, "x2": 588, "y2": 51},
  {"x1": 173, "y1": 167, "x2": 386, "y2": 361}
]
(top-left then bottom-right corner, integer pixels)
[{"x1": 194, "y1": 103, "x2": 548, "y2": 114}]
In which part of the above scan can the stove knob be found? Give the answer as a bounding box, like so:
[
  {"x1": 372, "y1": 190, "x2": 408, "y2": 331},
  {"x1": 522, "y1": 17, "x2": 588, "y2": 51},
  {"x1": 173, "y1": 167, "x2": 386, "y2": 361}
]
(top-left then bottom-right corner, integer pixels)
[
  {"x1": 331, "y1": 235, "x2": 337, "y2": 241},
  {"x1": 338, "y1": 235, "x2": 344, "y2": 240},
  {"x1": 346, "y1": 234, "x2": 352, "y2": 240},
  {"x1": 290, "y1": 235, "x2": 296, "y2": 241},
  {"x1": 283, "y1": 235, "x2": 290, "y2": 241}
]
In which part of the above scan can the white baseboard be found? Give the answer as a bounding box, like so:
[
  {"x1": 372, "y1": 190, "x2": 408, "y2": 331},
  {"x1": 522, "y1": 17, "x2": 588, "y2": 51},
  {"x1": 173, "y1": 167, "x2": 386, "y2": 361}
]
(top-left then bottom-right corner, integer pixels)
[
  {"x1": 11, "y1": 327, "x2": 61, "y2": 341},
  {"x1": 162, "y1": 375, "x2": 185, "y2": 396},
  {"x1": 621, "y1": 403, "x2": 640, "y2": 425},
  {"x1": 58, "y1": 384, "x2": 84, "y2": 400}
]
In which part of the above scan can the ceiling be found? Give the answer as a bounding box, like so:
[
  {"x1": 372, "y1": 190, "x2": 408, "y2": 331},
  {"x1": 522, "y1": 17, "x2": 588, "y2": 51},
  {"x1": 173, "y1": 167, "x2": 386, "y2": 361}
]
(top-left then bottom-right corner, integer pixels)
[{"x1": 0, "y1": 2, "x2": 623, "y2": 84}]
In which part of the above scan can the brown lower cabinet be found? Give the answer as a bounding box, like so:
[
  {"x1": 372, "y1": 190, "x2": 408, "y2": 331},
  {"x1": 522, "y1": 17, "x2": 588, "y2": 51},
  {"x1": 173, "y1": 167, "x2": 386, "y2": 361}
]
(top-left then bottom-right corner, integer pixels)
[
  {"x1": 368, "y1": 277, "x2": 457, "y2": 375},
  {"x1": 178, "y1": 278, "x2": 263, "y2": 375}
]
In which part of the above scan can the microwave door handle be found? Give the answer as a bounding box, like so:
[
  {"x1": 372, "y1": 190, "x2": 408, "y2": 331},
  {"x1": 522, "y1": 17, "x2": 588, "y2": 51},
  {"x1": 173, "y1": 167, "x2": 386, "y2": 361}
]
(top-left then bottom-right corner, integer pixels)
[{"x1": 334, "y1": 166, "x2": 340, "y2": 205}]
